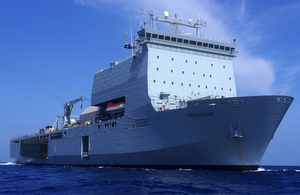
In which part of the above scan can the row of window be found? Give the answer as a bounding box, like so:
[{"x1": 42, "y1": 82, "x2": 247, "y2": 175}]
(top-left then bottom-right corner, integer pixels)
[
  {"x1": 146, "y1": 32, "x2": 235, "y2": 54},
  {"x1": 155, "y1": 68, "x2": 232, "y2": 80},
  {"x1": 156, "y1": 56, "x2": 227, "y2": 68},
  {"x1": 97, "y1": 122, "x2": 117, "y2": 129},
  {"x1": 152, "y1": 80, "x2": 232, "y2": 91}
]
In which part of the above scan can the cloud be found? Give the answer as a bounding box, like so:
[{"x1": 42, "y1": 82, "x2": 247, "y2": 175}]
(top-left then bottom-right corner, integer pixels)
[
  {"x1": 283, "y1": 65, "x2": 300, "y2": 89},
  {"x1": 233, "y1": 48, "x2": 275, "y2": 95},
  {"x1": 73, "y1": 0, "x2": 277, "y2": 95}
]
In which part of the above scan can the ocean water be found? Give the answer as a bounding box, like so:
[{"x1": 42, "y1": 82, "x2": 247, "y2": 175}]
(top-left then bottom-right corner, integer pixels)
[{"x1": 1, "y1": 164, "x2": 300, "y2": 195}]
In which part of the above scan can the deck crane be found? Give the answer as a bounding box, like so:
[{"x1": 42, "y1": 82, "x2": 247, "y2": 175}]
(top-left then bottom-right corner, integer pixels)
[{"x1": 52, "y1": 96, "x2": 83, "y2": 129}]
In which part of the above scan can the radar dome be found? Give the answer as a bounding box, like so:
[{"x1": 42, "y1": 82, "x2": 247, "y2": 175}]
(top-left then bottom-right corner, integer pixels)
[{"x1": 163, "y1": 11, "x2": 169, "y2": 18}]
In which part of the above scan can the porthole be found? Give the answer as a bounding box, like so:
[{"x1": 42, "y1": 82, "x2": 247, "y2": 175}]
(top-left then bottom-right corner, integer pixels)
[{"x1": 277, "y1": 97, "x2": 282, "y2": 102}]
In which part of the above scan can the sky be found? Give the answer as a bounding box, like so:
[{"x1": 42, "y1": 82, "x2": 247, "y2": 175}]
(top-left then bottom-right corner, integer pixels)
[{"x1": 0, "y1": 0, "x2": 299, "y2": 165}]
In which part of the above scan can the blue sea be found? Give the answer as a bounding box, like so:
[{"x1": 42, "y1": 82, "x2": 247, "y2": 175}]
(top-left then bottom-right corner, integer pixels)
[{"x1": 1, "y1": 163, "x2": 300, "y2": 195}]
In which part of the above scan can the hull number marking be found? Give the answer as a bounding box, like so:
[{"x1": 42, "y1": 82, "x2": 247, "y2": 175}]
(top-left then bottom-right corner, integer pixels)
[{"x1": 132, "y1": 118, "x2": 148, "y2": 128}]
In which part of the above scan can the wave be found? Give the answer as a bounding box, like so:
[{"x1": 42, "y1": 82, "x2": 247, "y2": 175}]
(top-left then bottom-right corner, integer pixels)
[{"x1": 0, "y1": 162, "x2": 16, "y2": 165}]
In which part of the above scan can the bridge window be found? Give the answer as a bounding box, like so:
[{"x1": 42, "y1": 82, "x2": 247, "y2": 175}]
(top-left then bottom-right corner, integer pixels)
[
  {"x1": 197, "y1": 42, "x2": 202, "y2": 46},
  {"x1": 190, "y1": 40, "x2": 196, "y2": 45},
  {"x1": 146, "y1": 33, "x2": 151, "y2": 40}
]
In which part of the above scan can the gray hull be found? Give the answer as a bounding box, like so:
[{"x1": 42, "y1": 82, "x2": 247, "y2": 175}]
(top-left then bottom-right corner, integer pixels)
[{"x1": 10, "y1": 95, "x2": 293, "y2": 170}]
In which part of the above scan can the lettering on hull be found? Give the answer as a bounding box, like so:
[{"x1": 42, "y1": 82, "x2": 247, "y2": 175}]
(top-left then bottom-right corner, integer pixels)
[{"x1": 188, "y1": 112, "x2": 214, "y2": 118}]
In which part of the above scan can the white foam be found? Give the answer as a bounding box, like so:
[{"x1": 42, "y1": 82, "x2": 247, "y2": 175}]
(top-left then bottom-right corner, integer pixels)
[
  {"x1": 257, "y1": 167, "x2": 266, "y2": 172},
  {"x1": 179, "y1": 168, "x2": 192, "y2": 171},
  {"x1": 0, "y1": 162, "x2": 15, "y2": 165}
]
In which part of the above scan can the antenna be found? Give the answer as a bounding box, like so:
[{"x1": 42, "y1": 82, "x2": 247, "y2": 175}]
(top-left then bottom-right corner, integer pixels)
[
  {"x1": 130, "y1": 28, "x2": 133, "y2": 57},
  {"x1": 141, "y1": 9, "x2": 207, "y2": 38},
  {"x1": 124, "y1": 20, "x2": 136, "y2": 55}
]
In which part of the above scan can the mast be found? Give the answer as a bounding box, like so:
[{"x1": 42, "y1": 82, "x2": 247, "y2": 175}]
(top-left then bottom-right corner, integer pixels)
[{"x1": 141, "y1": 9, "x2": 207, "y2": 38}]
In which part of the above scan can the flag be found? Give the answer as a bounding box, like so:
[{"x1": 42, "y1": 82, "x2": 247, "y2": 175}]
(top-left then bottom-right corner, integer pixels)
[{"x1": 124, "y1": 43, "x2": 135, "y2": 49}]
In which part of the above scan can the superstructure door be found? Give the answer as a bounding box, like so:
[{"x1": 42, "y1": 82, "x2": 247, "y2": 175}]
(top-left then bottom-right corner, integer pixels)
[{"x1": 81, "y1": 136, "x2": 89, "y2": 160}]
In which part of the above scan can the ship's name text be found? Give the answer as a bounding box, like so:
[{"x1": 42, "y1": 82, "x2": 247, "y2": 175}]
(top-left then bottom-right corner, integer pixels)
[{"x1": 188, "y1": 112, "x2": 214, "y2": 118}]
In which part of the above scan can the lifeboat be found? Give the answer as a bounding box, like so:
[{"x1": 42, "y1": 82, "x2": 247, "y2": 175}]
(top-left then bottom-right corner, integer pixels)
[{"x1": 106, "y1": 101, "x2": 125, "y2": 112}]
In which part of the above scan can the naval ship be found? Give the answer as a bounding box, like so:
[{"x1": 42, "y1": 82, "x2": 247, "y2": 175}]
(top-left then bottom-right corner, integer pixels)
[{"x1": 10, "y1": 10, "x2": 293, "y2": 171}]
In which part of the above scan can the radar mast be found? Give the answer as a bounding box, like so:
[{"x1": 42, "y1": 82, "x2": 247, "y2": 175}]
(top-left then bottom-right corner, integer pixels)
[{"x1": 141, "y1": 9, "x2": 207, "y2": 38}]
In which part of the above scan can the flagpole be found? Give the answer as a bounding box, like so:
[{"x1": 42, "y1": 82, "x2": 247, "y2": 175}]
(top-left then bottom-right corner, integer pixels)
[{"x1": 130, "y1": 28, "x2": 133, "y2": 57}]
